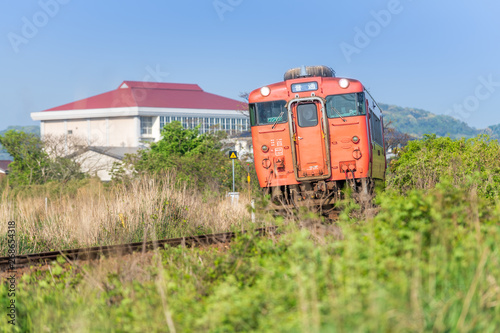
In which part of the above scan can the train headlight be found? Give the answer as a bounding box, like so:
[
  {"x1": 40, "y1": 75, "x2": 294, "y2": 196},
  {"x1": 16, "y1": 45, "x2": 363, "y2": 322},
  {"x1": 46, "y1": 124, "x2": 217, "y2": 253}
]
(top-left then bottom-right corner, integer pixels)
[
  {"x1": 352, "y1": 136, "x2": 360, "y2": 144},
  {"x1": 261, "y1": 145, "x2": 269, "y2": 153},
  {"x1": 260, "y1": 86, "x2": 271, "y2": 96},
  {"x1": 339, "y1": 78, "x2": 349, "y2": 89}
]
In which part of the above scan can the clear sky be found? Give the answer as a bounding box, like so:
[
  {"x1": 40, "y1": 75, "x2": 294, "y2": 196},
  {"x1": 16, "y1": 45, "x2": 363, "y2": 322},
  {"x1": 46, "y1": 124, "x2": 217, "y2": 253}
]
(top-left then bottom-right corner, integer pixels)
[{"x1": 1, "y1": 0, "x2": 499, "y2": 130}]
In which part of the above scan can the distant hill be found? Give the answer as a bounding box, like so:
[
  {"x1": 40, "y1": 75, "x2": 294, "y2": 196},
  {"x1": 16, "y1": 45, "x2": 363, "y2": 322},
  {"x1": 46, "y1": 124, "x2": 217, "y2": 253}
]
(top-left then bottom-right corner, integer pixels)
[
  {"x1": 378, "y1": 103, "x2": 499, "y2": 139},
  {"x1": 484, "y1": 123, "x2": 500, "y2": 139},
  {"x1": 0, "y1": 125, "x2": 40, "y2": 136},
  {"x1": 0, "y1": 125, "x2": 40, "y2": 160}
]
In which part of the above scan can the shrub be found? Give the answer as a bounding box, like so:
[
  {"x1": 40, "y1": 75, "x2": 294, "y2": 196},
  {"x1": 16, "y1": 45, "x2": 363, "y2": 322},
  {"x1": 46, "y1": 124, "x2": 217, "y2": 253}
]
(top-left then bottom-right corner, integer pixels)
[
  {"x1": 122, "y1": 121, "x2": 256, "y2": 193},
  {"x1": 0, "y1": 130, "x2": 84, "y2": 187},
  {"x1": 388, "y1": 134, "x2": 500, "y2": 201}
]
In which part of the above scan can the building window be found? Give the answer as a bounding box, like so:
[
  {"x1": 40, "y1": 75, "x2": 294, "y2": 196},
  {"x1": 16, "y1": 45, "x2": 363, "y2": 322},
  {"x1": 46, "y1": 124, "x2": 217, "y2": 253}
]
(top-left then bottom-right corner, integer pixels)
[
  {"x1": 157, "y1": 115, "x2": 249, "y2": 135},
  {"x1": 160, "y1": 116, "x2": 166, "y2": 130},
  {"x1": 141, "y1": 116, "x2": 153, "y2": 135},
  {"x1": 203, "y1": 118, "x2": 209, "y2": 133}
]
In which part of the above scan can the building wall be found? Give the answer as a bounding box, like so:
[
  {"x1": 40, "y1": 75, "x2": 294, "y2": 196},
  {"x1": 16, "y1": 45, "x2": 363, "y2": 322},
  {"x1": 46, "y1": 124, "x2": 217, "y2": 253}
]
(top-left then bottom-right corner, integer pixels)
[
  {"x1": 107, "y1": 117, "x2": 137, "y2": 147},
  {"x1": 40, "y1": 112, "x2": 250, "y2": 151},
  {"x1": 43, "y1": 120, "x2": 68, "y2": 137},
  {"x1": 43, "y1": 117, "x2": 139, "y2": 148},
  {"x1": 66, "y1": 119, "x2": 88, "y2": 138},
  {"x1": 75, "y1": 150, "x2": 121, "y2": 182},
  {"x1": 89, "y1": 118, "x2": 107, "y2": 146}
]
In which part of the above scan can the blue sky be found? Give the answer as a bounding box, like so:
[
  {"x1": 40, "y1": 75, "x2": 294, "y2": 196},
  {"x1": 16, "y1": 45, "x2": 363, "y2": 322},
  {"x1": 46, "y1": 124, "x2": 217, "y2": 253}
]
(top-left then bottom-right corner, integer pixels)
[{"x1": 1, "y1": 0, "x2": 499, "y2": 129}]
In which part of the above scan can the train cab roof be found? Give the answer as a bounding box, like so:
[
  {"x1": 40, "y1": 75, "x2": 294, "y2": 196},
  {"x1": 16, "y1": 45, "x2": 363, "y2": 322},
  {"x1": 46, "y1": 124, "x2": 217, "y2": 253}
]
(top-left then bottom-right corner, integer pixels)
[{"x1": 249, "y1": 76, "x2": 364, "y2": 104}]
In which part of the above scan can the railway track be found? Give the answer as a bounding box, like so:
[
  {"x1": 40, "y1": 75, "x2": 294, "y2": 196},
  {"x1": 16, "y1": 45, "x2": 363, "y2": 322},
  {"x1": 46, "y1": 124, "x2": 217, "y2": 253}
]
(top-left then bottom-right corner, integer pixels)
[{"x1": 0, "y1": 227, "x2": 278, "y2": 272}]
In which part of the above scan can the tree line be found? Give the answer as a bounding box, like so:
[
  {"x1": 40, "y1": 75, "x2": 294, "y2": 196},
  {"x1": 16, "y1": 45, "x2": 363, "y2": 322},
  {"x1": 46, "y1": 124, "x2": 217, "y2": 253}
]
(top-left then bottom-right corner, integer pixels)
[{"x1": 0, "y1": 123, "x2": 253, "y2": 192}]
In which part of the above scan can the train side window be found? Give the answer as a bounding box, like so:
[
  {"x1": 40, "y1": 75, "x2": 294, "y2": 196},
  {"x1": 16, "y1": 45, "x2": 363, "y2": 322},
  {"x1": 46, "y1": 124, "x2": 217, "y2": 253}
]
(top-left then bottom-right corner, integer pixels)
[
  {"x1": 370, "y1": 111, "x2": 376, "y2": 144},
  {"x1": 297, "y1": 103, "x2": 318, "y2": 127},
  {"x1": 357, "y1": 93, "x2": 366, "y2": 115},
  {"x1": 370, "y1": 111, "x2": 383, "y2": 145},
  {"x1": 377, "y1": 117, "x2": 382, "y2": 144},
  {"x1": 249, "y1": 104, "x2": 257, "y2": 126}
]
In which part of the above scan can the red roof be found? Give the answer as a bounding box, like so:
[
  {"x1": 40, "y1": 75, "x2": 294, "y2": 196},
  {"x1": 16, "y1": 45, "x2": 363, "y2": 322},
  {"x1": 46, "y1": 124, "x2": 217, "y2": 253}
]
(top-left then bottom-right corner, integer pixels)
[
  {"x1": 44, "y1": 81, "x2": 247, "y2": 111},
  {"x1": 0, "y1": 160, "x2": 12, "y2": 171}
]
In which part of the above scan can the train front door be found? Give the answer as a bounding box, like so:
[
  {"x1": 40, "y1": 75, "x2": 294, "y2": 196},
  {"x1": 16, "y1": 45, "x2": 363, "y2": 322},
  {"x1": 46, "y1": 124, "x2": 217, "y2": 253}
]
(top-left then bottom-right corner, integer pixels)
[{"x1": 289, "y1": 99, "x2": 331, "y2": 180}]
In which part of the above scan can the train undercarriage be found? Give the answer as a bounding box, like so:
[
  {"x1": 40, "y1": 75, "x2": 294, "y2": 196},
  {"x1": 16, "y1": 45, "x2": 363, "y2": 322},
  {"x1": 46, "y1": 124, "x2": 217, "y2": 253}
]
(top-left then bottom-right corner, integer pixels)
[{"x1": 264, "y1": 177, "x2": 376, "y2": 218}]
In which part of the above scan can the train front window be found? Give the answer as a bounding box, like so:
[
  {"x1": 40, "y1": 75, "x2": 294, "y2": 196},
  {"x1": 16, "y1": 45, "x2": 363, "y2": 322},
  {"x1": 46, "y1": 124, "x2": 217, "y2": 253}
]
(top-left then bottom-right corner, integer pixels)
[
  {"x1": 249, "y1": 100, "x2": 287, "y2": 126},
  {"x1": 326, "y1": 93, "x2": 365, "y2": 119},
  {"x1": 297, "y1": 103, "x2": 318, "y2": 127}
]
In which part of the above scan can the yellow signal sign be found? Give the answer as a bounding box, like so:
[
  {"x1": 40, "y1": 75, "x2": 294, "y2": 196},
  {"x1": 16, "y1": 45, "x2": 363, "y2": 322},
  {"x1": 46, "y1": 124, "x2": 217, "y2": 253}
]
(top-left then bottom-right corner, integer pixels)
[{"x1": 229, "y1": 151, "x2": 238, "y2": 159}]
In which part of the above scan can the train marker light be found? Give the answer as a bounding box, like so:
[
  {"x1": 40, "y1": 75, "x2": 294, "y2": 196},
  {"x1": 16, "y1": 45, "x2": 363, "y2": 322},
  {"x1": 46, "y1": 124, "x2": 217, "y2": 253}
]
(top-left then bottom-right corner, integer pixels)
[
  {"x1": 353, "y1": 149, "x2": 362, "y2": 160},
  {"x1": 261, "y1": 145, "x2": 269, "y2": 153},
  {"x1": 262, "y1": 158, "x2": 271, "y2": 169},
  {"x1": 352, "y1": 136, "x2": 360, "y2": 144},
  {"x1": 339, "y1": 78, "x2": 349, "y2": 89},
  {"x1": 260, "y1": 86, "x2": 271, "y2": 96}
]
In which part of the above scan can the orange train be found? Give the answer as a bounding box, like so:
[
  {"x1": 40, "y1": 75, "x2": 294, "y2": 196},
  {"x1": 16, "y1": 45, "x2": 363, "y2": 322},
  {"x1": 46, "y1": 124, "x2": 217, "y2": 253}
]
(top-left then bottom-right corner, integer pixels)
[{"x1": 249, "y1": 66, "x2": 386, "y2": 212}]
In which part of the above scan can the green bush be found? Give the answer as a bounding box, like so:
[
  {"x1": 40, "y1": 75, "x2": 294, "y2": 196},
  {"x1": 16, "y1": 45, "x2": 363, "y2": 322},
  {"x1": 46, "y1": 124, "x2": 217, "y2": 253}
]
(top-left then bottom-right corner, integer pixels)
[
  {"x1": 121, "y1": 122, "x2": 256, "y2": 193},
  {"x1": 388, "y1": 134, "x2": 500, "y2": 201},
  {"x1": 0, "y1": 130, "x2": 84, "y2": 187}
]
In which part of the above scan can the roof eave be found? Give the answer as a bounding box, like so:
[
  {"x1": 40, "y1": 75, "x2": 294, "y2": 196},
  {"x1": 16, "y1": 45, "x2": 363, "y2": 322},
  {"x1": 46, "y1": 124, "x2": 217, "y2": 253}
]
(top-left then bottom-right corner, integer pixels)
[
  {"x1": 31, "y1": 107, "x2": 249, "y2": 121},
  {"x1": 31, "y1": 107, "x2": 140, "y2": 121}
]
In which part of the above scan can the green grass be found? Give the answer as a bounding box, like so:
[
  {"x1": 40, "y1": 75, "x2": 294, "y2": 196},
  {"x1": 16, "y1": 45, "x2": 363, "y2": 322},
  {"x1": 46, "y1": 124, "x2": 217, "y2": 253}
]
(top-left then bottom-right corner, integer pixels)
[{"x1": 2, "y1": 181, "x2": 499, "y2": 332}]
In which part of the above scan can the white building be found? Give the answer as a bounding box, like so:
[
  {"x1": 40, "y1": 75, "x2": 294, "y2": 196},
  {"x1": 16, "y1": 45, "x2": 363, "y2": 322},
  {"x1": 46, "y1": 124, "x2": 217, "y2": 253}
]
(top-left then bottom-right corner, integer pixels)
[
  {"x1": 73, "y1": 146, "x2": 140, "y2": 182},
  {"x1": 0, "y1": 160, "x2": 11, "y2": 179},
  {"x1": 31, "y1": 81, "x2": 249, "y2": 180},
  {"x1": 31, "y1": 81, "x2": 249, "y2": 148}
]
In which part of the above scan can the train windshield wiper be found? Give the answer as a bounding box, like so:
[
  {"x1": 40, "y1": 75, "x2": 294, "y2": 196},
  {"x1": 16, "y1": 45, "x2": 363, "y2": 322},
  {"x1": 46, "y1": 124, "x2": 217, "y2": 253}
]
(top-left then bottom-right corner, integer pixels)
[
  {"x1": 331, "y1": 106, "x2": 346, "y2": 122},
  {"x1": 272, "y1": 108, "x2": 285, "y2": 129}
]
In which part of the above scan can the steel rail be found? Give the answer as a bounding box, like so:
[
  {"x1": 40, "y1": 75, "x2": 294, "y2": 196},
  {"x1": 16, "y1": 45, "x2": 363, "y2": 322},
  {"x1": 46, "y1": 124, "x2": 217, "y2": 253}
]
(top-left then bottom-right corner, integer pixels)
[{"x1": 0, "y1": 227, "x2": 277, "y2": 272}]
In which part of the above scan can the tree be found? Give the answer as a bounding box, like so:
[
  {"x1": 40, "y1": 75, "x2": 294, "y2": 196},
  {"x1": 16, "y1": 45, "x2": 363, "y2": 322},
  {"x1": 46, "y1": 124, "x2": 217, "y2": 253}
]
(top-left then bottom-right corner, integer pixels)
[
  {"x1": 0, "y1": 130, "x2": 85, "y2": 186},
  {"x1": 0, "y1": 130, "x2": 49, "y2": 185},
  {"x1": 129, "y1": 121, "x2": 245, "y2": 191},
  {"x1": 236, "y1": 92, "x2": 250, "y2": 119},
  {"x1": 43, "y1": 134, "x2": 90, "y2": 182},
  {"x1": 383, "y1": 120, "x2": 412, "y2": 153}
]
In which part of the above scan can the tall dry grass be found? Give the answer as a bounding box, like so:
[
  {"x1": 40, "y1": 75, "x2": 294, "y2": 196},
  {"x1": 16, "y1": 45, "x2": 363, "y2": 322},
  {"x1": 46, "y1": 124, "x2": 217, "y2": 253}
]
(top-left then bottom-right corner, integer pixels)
[{"x1": 0, "y1": 174, "x2": 254, "y2": 255}]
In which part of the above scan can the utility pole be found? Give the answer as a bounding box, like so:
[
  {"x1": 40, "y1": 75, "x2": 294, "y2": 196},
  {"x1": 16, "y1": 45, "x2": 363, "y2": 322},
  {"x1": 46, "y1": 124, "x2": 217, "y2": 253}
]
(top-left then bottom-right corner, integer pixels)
[
  {"x1": 232, "y1": 158, "x2": 235, "y2": 193},
  {"x1": 228, "y1": 150, "x2": 238, "y2": 205}
]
